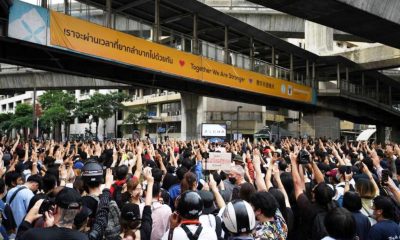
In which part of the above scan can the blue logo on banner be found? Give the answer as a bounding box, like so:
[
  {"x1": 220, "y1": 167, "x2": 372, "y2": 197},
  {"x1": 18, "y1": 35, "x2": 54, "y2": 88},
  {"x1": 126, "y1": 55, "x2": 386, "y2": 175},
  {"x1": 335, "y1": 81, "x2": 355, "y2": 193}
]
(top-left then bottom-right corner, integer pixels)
[{"x1": 8, "y1": 0, "x2": 49, "y2": 45}]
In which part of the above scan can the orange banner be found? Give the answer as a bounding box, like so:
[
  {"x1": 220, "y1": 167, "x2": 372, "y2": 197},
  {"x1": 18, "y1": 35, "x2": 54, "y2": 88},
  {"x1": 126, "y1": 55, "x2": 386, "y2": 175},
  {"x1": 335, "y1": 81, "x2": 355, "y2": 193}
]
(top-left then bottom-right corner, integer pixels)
[{"x1": 50, "y1": 11, "x2": 314, "y2": 103}]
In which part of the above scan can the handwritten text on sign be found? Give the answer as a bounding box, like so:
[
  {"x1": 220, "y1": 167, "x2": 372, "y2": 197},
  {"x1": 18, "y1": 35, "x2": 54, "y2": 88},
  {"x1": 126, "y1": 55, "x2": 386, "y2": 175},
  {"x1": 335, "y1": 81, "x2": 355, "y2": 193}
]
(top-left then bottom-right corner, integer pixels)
[{"x1": 206, "y1": 152, "x2": 232, "y2": 171}]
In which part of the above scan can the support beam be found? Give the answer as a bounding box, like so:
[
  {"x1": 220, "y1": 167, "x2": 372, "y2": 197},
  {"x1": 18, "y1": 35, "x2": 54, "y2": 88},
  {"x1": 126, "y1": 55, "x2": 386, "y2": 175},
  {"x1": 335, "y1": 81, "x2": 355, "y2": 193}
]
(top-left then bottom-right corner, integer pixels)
[
  {"x1": 290, "y1": 53, "x2": 293, "y2": 81},
  {"x1": 64, "y1": 0, "x2": 70, "y2": 15},
  {"x1": 153, "y1": 0, "x2": 160, "y2": 43},
  {"x1": 105, "y1": 0, "x2": 112, "y2": 28},
  {"x1": 271, "y1": 46, "x2": 275, "y2": 76},
  {"x1": 115, "y1": 0, "x2": 151, "y2": 12},
  {"x1": 192, "y1": 13, "x2": 199, "y2": 55},
  {"x1": 41, "y1": 0, "x2": 47, "y2": 8},
  {"x1": 345, "y1": 67, "x2": 349, "y2": 92},
  {"x1": 224, "y1": 26, "x2": 229, "y2": 64},
  {"x1": 312, "y1": 62, "x2": 316, "y2": 88},
  {"x1": 249, "y1": 37, "x2": 254, "y2": 70},
  {"x1": 376, "y1": 79, "x2": 379, "y2": 102},
  {"x1": 306, "y1": 59, "x2": 309, "y2": 85},
  {"x1": 336, "y1": 63, "x2": 340, "y2": 89},
  {"x1": 196, "y1": 25, "x2": 224, "y2": 35},
  {"x1": 361, "y1": 72, "x2": 365, "y2": 96},
  {"x1": 161, "y1": 13, "x2": 191, "y2": 24}
]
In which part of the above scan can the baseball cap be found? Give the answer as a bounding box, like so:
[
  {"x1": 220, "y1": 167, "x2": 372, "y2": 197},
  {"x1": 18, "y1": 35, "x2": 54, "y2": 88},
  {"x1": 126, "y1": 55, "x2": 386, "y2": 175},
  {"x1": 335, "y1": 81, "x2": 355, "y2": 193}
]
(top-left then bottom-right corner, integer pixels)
[
  {"x1": 55, "y1": 187, "x2": 82, "y2": 209},
  {"x1": 73, "y1": 160, "x2": 84, "y2": 170}
]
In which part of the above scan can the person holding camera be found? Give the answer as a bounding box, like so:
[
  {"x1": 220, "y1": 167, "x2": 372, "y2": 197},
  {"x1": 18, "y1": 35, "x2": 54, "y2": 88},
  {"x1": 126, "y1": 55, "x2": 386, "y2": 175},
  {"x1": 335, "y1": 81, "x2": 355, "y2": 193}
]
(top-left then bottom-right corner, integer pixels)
[{"x1": 16, "y1": 168, "x2": 113, "y2": 240}]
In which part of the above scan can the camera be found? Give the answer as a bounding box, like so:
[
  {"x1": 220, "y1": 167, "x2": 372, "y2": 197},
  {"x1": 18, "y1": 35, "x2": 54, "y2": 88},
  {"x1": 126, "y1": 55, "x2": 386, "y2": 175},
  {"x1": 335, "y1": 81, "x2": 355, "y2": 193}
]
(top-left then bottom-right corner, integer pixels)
[
  {"x1": 298, "y1": 149, "x2": 311, "y2": 164},
  {"x1": 202, "y1": 151, "x2": 209, "y2": 159},
  {"x1": 39, "y1": 200, "x2": 55, "y2": 214},
  {"x1": 345, "y1": 166, "x2": 352, "y2": 174},
  {"x1": 381, "y1": 169, "x2": 390, "y2": 186}
]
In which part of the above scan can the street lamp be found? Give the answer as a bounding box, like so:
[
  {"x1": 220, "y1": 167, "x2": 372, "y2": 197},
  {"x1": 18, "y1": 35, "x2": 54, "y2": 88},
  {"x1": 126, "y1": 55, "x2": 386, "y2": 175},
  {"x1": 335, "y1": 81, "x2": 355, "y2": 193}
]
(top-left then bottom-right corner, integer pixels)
[{"x1": 236, "y1": 106, "x2": 242, "y2": 140}]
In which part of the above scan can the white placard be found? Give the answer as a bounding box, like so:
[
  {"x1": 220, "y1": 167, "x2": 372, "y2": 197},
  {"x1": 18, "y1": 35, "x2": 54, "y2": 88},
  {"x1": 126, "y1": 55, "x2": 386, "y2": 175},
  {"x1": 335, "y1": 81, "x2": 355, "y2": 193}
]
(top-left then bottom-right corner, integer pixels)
[
  {"x1": 201, "y1": 124, "x2": 227, "y2": 137},
  {"x1": 205, "y1": 152, "x2": 231, "y2": 170}
]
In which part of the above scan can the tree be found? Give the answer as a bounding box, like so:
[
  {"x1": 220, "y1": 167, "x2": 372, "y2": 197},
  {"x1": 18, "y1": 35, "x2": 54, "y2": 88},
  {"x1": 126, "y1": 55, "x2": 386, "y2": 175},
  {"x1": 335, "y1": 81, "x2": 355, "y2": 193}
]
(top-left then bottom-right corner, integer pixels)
[
  {"x1": 11, "y1": 103, "x2": 33, "y2": 139},
  {"x1": 108, "y1": 91, "x2": 129, "y2": 138},
  {"x1": 123, "y1": 107, "x2": 149, "y2": 136},
  {"x1": 0, "y1": 112, "x2": 14, "y2": 137},
  {"x1": 38, "y1": 90, "x2": 76, "y2": 141},
  {"x1": 75, "y1": 93, "x2": 113, "y2": 139}
]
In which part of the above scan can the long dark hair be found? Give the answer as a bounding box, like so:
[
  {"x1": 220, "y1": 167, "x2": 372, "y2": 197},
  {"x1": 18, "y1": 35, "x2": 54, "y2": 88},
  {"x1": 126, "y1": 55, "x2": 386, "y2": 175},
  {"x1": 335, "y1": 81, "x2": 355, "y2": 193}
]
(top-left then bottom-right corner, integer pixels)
[{"x1": 269, "y1": 188, "x2": 288, "y2": 222}]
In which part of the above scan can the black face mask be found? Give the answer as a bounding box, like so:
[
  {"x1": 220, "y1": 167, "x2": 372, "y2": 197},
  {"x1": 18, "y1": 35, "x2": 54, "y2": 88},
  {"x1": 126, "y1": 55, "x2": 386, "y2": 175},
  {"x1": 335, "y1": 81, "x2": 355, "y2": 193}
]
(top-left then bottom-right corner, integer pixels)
[{"x1": 228, "y1": 177, "x2": 237, "y2": 185}]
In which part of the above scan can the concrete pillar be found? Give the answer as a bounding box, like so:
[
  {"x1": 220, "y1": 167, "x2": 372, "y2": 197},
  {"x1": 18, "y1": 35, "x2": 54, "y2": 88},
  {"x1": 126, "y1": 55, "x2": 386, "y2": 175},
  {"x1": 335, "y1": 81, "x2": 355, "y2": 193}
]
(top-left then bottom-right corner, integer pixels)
[
  {"x1": 301, "y1": 110, "x2": 340, "y2": 139},
  {"x1": 376, "y1": 125, "x2": 386, "y2": 144},
  {"x1": 390, "y1": 125, "x2": 400, "y2": 143},
  {"x1": 304, "y1": 21, "x2": 333, "y2": 55},
  {"x1": 193, "y1": 14, "x2": 199, "y2": 55},
  {"x1": 180, "y1": 93, "x2": 204, "y2": 140},
  {"x1": 105, "y1": 0, "x2": 112, "y2": 28},
  {"x1": 224, "y1": 26, "x2": 229, "y2": 64},
  {"x1": 290, "y1": 53, "x2": 294, "y2": 81},
  {"x1": 376, "y1": 79, "x2": 379, "y2": 102},
  {"x1": 389, "y1": 86, "x2": 392, "y2": 106},
  {"x1": 153, "y1": 0, "x2": 160, "y2": 43}
]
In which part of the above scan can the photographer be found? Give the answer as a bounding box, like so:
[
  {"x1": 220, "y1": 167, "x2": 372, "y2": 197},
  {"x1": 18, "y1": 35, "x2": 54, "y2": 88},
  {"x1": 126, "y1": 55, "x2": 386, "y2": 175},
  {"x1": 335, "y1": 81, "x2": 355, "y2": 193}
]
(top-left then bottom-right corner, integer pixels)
[{"x1": 16, "y1": 168, "x2": 114, "y2": 240}]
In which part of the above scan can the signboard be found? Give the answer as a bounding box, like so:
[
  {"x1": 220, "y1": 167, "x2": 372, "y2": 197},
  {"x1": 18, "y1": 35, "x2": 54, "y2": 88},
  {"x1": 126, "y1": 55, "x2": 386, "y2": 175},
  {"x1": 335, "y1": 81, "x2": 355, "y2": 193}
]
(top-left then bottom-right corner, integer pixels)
[
  {"x1": 8, "y1": 1, "x2": 316, "y2": 104},
  {"x1": 202, "y1": 124, "x2": 227, "y2": 137},
  {"x1": 205, "y1": 152, "x2": 232, "y2": 171}
]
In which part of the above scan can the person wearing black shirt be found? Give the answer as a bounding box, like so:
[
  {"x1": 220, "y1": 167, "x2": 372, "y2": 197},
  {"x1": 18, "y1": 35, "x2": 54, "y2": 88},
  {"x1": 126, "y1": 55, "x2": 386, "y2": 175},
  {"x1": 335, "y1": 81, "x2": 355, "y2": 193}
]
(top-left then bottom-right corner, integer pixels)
[{"x1": 17, "y1": 169, "x2": 114, "y2": 240}]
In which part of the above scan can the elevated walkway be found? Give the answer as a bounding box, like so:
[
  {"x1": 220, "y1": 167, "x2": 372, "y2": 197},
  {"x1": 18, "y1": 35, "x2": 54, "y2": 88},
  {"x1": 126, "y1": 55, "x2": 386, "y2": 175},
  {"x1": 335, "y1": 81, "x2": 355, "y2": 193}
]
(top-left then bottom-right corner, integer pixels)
[
  {"x1": 248, "y1": 0, "x2": 400, "y2": 49},
  {"x1": 0, "y1": 65, "x2": 128, "y2": 92},
  {"x1": 336, "y1": 44, "x2": 400, "y2": 70},
  {"x1": 203, "y1": 0, "x2": 368, "y2": 42}
]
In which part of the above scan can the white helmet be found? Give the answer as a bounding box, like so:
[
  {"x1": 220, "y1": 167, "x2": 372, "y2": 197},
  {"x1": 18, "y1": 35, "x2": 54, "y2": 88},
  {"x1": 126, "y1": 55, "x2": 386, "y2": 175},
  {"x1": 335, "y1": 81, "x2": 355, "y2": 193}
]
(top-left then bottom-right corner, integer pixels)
[{"x1": 222, "y1": 200, "x2": 256, "y2": 234}]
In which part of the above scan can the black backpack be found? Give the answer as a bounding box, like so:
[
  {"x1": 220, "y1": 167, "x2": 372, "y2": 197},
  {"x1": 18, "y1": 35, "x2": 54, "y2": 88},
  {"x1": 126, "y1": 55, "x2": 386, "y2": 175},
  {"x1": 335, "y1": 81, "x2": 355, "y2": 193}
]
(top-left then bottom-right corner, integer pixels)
[
  {"x1": 111, "y1": 183, "x2": 123, "y2": 208},
  {"x1": 311, "y1": 211, "x2": 328, "y2": 240},
  {"x1": 2, "y1": 186, "x2": 26, "y2": 233}
]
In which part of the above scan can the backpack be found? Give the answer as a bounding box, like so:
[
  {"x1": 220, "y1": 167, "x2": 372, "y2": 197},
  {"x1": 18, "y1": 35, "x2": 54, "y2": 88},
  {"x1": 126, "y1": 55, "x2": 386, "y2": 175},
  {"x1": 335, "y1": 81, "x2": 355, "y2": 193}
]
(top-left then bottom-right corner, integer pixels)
[
  {"x1": 181, "y1": 224, "x2": 203, "y2": 240},
  {"x1": 311, "y1": 211, "x2": 328, "y2": 240},
  {"x1": 111, "y1": 183, "x2": 123, "y2": 209},
  {"x1": 2, "y1": 186, "x2": 26, "y2": 233}
]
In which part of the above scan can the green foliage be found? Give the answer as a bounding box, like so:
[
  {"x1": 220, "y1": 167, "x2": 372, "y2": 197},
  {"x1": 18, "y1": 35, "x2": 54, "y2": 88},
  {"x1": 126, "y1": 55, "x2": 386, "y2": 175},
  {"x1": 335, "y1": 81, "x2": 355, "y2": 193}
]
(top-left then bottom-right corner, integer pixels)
[
  {"x1": 123, "y1": 107, "x2": 149, "y2": 130},
  {"x1": 38, "y1": 90, "x2": 76, "y2": 125},
  {"x1": 75, "y1": 93, "x2": 113, "y2": 121},
  {"x1": 0, "y1": 113, "x2": 13, "y2": 133},
  {"x1": 108, "y1": 91, "x2": 129, "y2": 112},
  {"x1": 39, "y1": 90, "x2": 76, "y2": 111},
  {"x1": 40, "y1": 104, "x2": 70, "y2": 128},
  {"x1": 11, "y1": 103, "x2": 33, "y2": 130}
]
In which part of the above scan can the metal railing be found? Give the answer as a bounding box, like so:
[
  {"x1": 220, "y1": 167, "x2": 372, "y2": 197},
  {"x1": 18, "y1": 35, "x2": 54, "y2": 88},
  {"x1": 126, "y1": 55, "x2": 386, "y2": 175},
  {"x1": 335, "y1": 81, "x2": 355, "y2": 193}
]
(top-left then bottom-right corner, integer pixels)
[
  {"x1": 320, "y1": 79, "x2": 396, "y2": 111},
  {"x1": 23, "y1": 0, "x2": 311, "y2": 87}
]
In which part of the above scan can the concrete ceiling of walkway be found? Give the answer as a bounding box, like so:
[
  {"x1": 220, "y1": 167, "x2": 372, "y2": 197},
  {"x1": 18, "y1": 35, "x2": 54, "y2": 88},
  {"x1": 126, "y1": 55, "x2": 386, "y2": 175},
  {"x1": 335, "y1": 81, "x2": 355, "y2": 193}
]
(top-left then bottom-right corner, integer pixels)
[{"x1": 248, "y1": 0, "x2": 400, "y2": 50}]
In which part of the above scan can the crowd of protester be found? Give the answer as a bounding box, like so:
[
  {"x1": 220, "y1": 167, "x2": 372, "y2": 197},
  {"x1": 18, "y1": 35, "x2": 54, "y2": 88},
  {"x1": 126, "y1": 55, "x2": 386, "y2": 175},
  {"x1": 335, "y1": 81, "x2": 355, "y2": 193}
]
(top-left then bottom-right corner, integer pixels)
[{"x1": 0, "y1": 133, "x2": 398, "y2": 240}]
